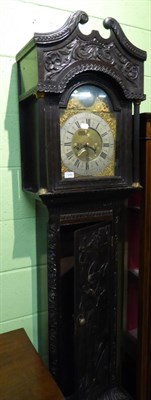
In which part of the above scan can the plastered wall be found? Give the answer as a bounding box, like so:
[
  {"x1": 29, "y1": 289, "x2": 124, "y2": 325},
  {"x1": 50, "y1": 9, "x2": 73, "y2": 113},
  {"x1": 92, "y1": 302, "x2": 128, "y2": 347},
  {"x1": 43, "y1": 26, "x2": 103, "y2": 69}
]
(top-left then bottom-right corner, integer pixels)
[{"x1": 0, "y1": 0, "x2": 151, "y2": 361}]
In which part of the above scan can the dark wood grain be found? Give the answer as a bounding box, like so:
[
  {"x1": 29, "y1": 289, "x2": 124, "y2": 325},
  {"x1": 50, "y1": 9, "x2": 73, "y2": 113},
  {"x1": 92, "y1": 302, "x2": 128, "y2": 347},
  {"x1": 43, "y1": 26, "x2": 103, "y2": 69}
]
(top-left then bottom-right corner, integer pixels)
[
  {"x1": 137, "y1": 113, "x2": 151, "y2": 400},
  {"x1": 0, "y1": 328, "x2": 64, "y2": 400}
]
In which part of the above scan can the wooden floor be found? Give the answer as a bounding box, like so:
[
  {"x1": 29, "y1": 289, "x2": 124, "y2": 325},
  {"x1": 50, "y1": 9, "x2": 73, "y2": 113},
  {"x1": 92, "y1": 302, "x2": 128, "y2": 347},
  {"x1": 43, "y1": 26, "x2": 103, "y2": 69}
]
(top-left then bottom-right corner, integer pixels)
[{"x1": 0, "y1": 328, "x2": 64, "y2": 400}]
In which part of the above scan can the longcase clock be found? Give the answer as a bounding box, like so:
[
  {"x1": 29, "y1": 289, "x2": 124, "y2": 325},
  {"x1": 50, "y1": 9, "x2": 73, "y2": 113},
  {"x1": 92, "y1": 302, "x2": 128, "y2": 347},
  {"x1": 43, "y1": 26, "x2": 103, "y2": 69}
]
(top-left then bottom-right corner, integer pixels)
[{"x1": 16, "y1": 11, "x2": 147, "y2": 400}]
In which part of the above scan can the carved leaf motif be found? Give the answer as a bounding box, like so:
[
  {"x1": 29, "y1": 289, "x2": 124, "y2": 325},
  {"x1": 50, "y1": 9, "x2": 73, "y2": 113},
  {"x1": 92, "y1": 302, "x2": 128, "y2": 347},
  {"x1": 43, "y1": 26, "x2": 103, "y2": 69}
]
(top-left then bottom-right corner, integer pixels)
[
  {"x1": 44, "y1": 38, "x2": 138, "y2": 84},
  {"x1": 123, "y1": 61, "x2": 139, "y2": 81},
  {"x1": 44, "y1": 42, "x2": 76, "y2": 75},
  {"x1": 73, "y1": 43, "x2": 98, "y2": 60},
  {"x1": 114, "y1": 48, "x2": 139, "y2": 82},
  {"x1": 97, "y1": 43, "x2": 115, "y2": 63}
]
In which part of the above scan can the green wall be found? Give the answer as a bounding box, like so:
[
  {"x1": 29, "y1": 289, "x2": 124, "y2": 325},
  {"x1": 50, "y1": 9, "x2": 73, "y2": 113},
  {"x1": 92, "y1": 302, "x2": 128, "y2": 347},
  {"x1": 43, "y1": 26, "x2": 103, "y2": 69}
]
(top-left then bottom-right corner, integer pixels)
[{"x1": 0, "y1": 0, "x2": 151, "y2": 361}]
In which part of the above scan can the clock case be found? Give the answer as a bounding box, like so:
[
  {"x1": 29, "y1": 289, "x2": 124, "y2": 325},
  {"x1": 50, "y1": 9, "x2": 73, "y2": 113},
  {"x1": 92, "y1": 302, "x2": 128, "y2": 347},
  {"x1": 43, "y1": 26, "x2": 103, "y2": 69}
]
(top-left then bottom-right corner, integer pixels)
[
  {"x1": 16, "y1": 11, "x2": 147, "y2": 400},
  {"x1": 16, "y1": 10, "x2": 146, "y2": 197}
]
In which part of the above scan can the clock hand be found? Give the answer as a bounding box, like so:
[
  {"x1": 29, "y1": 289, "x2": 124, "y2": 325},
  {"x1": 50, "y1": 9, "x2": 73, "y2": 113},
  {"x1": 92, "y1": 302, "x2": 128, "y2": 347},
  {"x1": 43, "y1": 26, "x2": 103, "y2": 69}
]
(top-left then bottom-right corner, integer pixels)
[
  {"x1": 85, "y1": 144, "x2": 97, "y2": 153},
  {"x1": 85, "y1": 145, "x2": 89, "y2": 172},
  {"x1": 77, "y1": 147, "x2": 87, "y2": 157},
  {"x1": 74, "y1": 143, "x2": 97, "y2": 158},
  {"x1": 76, "y1": 143, "x2": 97, "y2": 157},
  {"x1": 73, "y1": 144, "x2": 83, "y2": 151}
]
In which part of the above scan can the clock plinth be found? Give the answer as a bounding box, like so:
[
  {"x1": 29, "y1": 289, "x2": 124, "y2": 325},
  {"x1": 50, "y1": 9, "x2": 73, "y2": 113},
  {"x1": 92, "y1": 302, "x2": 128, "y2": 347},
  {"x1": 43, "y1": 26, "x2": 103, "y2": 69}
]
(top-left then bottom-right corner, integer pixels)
[{"x1": 16, "y1": 10, "x2": 146, "y2": 400}]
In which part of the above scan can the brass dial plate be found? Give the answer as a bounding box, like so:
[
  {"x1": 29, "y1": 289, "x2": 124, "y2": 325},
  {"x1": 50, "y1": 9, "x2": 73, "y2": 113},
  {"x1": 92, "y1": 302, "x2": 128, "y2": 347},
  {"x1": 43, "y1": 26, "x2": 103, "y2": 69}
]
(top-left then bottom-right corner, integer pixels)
[{"x1": 61, "y1": 111, "x2": 115, "y2": 177}]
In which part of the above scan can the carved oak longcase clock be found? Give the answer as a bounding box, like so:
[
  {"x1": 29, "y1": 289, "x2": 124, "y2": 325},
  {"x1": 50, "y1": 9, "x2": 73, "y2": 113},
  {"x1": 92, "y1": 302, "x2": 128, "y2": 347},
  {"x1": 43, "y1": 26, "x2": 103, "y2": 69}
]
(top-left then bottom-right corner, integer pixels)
[{"x1": 16, "y1": 11, "x2": 146, "y2": 400}]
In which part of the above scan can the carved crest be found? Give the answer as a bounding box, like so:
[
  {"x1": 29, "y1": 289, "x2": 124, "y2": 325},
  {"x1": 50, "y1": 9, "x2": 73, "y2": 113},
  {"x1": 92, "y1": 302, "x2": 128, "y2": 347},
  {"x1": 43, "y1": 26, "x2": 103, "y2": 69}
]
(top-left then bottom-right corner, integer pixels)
[
  {"x1": 16, "y1": 10, "x2": 146, "y2": 100},
  {"x1": 33, "y1": 10, "x2": 146, "y2": 100}
]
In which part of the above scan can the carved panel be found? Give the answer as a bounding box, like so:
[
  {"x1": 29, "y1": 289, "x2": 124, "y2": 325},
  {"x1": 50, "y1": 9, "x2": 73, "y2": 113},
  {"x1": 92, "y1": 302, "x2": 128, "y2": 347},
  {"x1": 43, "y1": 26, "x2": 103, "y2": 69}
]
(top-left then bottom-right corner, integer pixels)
[
  {"x1": 41, "y1": 37, "x2": 141, "y2": 99},
  {"x1": 47, "y1": 219, "x2": 59, "y2": 378},
  {"x1": 74, "y1": 221, "x2": 117, "y2": 399},
  {"x1": 44, "y1": 38, "x2": 139, "y2": 84}
]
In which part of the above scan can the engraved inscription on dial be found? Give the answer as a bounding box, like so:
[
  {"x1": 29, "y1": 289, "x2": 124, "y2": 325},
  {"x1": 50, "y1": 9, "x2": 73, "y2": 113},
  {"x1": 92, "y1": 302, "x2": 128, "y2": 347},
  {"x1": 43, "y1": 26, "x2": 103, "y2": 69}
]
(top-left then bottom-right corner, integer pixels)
[{"x1": 61, "y1": 112, "x2": 114, "y2": 176}]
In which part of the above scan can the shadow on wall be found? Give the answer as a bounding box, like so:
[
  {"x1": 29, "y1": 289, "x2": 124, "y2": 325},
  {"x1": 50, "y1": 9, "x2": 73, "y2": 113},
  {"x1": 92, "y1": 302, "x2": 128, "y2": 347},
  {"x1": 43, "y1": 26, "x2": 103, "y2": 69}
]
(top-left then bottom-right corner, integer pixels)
[
  {"x1": 5, "y1": 62, "x2": 36, "y2": 262},
  {"x1": 4, "y1": 62, "x2": 48, "y2": 357}
]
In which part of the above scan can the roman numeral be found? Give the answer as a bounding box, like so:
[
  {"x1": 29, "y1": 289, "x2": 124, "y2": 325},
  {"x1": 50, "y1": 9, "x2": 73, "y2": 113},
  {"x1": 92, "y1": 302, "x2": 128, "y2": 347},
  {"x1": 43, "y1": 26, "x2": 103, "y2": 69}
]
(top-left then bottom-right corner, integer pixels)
[
  {"x1": 103, "y1": 143, "x2": 109, "y2": 147},
  {"x1": 75, "y1": 121, "x2": 81, "y2": 129},
  {"x1": 66, "y1": 150, "x2": 73, "y2": 159},
  {"x1": 100, "y1": 152, "x2": 107, "y2": 159},
  {"x1": 64, "y1": 142, "x2": 72, "y2": 146},
  {"x1": 101, "y1": 132, "x2": 108, "y2": 137},
  {"x1": 86, "y1": 161, "x2": 89, "y2": 170},
  {"x1": 74, "y1": 159, "x2": 80, "y2": 168},
  {"x1": 67, "y1": 130, "x2": 74, "y2": 135},
  {"x1": 86, "y1": 118, "x2": 90, "y2": 126}
]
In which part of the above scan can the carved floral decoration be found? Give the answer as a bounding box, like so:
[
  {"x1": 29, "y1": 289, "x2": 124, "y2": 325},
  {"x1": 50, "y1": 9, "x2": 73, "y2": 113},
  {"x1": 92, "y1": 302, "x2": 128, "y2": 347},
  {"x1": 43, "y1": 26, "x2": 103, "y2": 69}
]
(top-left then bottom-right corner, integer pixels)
[{"x1": 44, "y1": 38, "x2": 139, "y2": 85}]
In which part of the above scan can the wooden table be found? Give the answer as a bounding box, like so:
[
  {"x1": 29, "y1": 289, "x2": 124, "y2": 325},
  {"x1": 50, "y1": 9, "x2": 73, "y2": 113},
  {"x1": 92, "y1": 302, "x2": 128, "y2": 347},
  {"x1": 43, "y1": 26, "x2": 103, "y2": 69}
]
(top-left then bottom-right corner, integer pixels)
[{"x1": 0, "y1": 328, "x2": 64, "y2": 400}]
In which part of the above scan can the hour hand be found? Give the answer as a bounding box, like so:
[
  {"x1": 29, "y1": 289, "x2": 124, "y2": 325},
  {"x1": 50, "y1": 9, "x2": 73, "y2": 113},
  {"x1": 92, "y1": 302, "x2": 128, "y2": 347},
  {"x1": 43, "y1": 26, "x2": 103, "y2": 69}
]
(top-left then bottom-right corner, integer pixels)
[
  {"x1": 86, "y1": 144, "x2": 96, "y2": 153},
  {"x1": 73, "y1": 143, "x2": 87, "y2": 155}
]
